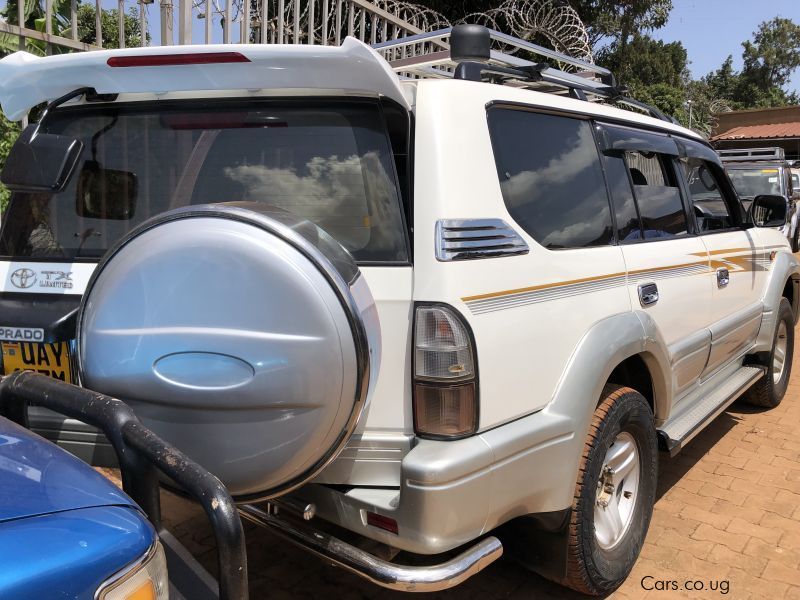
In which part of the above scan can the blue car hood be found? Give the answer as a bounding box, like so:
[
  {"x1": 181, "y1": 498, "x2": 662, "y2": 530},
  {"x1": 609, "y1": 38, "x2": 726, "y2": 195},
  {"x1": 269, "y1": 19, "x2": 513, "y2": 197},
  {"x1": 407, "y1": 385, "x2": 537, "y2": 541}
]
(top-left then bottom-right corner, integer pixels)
[{"x1": 0, "y1": 417, "x2": 135, "y2": 523}]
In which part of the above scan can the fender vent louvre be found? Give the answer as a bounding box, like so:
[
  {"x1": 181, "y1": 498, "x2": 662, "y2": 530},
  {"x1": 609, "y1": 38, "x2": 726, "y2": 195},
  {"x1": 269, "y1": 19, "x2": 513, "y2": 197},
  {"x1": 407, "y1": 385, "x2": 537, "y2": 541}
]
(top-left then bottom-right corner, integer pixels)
[{"x1": 435, "y1": 219, "x2": 529, "y2": 261}]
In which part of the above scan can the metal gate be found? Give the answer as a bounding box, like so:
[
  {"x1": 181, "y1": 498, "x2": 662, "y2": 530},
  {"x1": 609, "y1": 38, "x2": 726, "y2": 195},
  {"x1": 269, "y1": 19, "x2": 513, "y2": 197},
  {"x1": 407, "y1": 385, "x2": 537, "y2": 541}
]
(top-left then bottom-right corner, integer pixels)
[{"x1": 0, "y1": 0, "x2": 441, "y2": 53}]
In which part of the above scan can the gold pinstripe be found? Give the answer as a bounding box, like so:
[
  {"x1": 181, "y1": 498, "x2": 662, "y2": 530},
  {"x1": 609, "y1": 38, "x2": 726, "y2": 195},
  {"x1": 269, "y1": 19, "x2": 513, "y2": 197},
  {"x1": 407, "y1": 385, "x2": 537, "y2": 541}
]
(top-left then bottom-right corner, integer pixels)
[{"x1": 462, "y1": 246, "x2": 779, "y2": 306}]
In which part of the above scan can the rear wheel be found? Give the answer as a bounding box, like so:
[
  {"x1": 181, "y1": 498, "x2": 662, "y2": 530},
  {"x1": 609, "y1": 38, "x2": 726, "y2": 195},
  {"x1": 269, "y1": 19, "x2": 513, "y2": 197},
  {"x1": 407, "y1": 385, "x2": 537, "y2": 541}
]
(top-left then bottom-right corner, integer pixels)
[
  {"x1": 792, "y1": 222, "x2": 800, "y2": 253},
  {"x1": 561, "y1": 385, "x2": 658, "y2": 596},
  {"x1": 744, "y1": 297, "x2": 794, "y2": 408}
]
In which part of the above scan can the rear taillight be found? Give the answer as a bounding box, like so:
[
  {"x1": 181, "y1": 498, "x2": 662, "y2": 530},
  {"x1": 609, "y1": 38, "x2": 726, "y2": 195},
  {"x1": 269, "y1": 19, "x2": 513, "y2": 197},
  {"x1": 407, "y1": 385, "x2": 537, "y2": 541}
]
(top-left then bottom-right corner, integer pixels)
[{"x1": 413, "y1": 304, "x2": 478, "y2": 439}]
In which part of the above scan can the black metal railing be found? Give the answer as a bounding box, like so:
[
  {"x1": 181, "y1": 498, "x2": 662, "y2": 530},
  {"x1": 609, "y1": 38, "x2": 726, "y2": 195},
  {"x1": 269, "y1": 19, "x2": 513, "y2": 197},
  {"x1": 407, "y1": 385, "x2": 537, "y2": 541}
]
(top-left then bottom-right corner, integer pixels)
[{"x1": 0, "y1": 370, "x2": 248, "y2": 600}]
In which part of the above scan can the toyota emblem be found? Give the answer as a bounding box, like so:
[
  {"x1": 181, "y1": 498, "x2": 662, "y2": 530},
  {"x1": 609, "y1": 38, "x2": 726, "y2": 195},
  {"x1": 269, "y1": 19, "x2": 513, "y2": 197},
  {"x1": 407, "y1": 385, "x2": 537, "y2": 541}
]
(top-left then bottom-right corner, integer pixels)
[{"x1": 10, "y1": 268, "x2": 37, "y2": 289}]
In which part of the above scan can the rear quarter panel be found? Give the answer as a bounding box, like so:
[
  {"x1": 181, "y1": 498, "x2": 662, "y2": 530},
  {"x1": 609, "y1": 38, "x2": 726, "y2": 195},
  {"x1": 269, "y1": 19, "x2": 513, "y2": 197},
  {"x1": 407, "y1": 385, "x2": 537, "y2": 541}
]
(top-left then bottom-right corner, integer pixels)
[{"x1": 411, "y1": 80, "x2": 635, "y2": 430}]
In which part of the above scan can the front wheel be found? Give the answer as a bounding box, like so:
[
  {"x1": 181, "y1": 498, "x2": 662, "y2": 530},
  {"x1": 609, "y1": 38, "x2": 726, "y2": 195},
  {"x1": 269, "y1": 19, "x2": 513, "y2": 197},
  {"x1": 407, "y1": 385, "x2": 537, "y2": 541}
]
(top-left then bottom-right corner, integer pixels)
[
  {"x1": 744, "y1": 297, "x2": 794, "y2": 408},
  {"x1": 561, "y1": 385, "x2": 658, "y2": 596}
]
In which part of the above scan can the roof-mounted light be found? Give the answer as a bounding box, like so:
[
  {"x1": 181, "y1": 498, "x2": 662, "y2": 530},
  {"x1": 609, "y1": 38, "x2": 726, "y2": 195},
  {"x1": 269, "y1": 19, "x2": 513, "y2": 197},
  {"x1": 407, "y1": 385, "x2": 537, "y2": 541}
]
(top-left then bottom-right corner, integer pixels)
[{"x1": 107, "y1": 52, "x2": 251, "y2": 68}]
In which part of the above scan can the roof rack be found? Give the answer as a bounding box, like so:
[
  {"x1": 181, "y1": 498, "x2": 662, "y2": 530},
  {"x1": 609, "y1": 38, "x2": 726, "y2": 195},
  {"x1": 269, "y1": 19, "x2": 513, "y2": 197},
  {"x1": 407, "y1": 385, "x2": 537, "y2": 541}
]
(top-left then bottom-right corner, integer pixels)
[
  {"x1": 717, "y1": 147, "x2": 786, "y2": 162},
  {"x1": 373, "y1": 24, "x2": 677, "y2": 125}
]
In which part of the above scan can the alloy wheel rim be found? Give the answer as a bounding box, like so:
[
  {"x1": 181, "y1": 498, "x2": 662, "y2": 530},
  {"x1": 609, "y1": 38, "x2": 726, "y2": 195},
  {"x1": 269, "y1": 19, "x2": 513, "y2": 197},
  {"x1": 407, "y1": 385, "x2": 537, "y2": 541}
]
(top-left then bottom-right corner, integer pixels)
[
  {"x1": 773, "y1": 321, "x2": 788, "y2": 384},
  {"x1": 594, "y1": 431, "x2": 640, "y2": 550}
]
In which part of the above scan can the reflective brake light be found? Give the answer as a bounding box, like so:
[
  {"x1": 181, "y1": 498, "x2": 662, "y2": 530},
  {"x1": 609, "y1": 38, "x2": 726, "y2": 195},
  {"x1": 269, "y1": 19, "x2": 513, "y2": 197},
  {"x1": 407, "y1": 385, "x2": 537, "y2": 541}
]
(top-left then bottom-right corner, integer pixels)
[
  {"x1": 413, "y1": 304, "x2": 478, "y2": 439},
  {"x1": 107, "y1": 52, "x2": 251, "y2": 68},
  {"x1": 366, "y1": 512, "x2": 399, "y2": 535}
]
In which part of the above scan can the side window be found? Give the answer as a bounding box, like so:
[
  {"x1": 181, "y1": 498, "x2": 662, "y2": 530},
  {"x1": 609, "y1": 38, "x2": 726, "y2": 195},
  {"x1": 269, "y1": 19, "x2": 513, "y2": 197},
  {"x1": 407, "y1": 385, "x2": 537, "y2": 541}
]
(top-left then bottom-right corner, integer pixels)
[
  {"x1": 681, "y1": 157, "x2": 734, "y2": 231},
  {"x1": 487, "y1": 108, "x2": 614, "y2": 249},
  {"x1": 623, "y1": 151, "x2": 688, "y2": 239}
]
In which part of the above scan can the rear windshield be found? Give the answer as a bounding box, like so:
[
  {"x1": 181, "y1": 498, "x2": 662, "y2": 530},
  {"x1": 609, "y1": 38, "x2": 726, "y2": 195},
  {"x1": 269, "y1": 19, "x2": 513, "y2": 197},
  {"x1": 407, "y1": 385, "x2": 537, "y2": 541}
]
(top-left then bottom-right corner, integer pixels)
[
  {"x1": 0, "y1": 100, "x2": 409, "y2": 263},
  {"x1": 727, "y1": 167, "x2": 784, "y2": 198}
]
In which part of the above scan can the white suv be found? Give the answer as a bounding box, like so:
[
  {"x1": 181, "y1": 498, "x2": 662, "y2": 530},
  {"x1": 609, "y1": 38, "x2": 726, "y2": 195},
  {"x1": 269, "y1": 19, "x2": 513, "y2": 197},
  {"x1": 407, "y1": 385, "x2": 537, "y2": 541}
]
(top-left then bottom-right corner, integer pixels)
[{"x1": 0, "y1": 24, "x2": 797, "y2": 596}]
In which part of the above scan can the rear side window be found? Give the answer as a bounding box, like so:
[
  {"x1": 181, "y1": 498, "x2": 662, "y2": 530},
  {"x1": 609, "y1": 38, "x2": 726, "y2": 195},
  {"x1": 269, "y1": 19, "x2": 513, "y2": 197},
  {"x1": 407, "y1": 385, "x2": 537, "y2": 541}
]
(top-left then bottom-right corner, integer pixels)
[
  {"x1": 487, "y1": 108, "x2": 613, "y2": 250},
  {"x1": 623, "y1": 151, "x2": 688, "y2": 239},
  {"x1": 0, "y1": 101, "x2": 409, "y2": 263}
]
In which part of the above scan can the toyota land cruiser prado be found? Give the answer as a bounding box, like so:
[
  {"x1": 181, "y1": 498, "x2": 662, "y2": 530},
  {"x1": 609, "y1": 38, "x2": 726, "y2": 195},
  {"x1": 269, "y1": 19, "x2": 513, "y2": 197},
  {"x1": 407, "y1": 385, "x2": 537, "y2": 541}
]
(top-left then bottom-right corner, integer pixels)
[{"x1": 0, "y1": 24, "x2": 797, "y2": 595}]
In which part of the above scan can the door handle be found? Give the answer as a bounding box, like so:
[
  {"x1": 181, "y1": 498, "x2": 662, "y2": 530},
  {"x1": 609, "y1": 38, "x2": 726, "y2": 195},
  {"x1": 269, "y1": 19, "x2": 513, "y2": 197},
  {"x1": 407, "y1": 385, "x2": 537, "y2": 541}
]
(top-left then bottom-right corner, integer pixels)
[
  {"x1": 716, "y1": 268, "x2": 730, "y2": 288},
  {"x1": 638, "y1": 282, "x2": 659, "y2": 306}
]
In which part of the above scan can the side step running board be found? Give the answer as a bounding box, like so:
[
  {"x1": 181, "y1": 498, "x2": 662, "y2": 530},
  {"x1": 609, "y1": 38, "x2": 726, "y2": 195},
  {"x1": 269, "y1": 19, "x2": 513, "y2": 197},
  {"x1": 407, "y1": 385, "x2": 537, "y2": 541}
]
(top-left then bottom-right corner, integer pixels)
[
  {"x1": 238, "y1": 504, "x2": 503, "y2": 592},
  {"x1": 658, "y1": 365, "x2": 765, "y2": 456}
]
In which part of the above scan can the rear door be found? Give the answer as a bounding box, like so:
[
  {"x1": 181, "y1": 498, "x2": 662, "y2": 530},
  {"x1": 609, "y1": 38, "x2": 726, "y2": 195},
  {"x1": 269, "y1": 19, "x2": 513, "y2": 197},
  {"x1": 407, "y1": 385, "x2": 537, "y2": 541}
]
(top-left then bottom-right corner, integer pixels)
[
  {"x1": 599, "y1": 123, "x2": 712, "y2": 398},
  {"x1": 677, "y1": 139, "x2": 766, "y2": 376}
]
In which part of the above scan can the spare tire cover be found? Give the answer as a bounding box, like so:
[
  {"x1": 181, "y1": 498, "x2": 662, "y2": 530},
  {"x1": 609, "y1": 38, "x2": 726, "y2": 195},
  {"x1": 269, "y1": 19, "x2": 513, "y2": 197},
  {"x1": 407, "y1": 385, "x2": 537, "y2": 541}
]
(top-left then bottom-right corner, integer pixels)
[{"x1": 78, "y1": 203, "x2": 380, "y2": 499}]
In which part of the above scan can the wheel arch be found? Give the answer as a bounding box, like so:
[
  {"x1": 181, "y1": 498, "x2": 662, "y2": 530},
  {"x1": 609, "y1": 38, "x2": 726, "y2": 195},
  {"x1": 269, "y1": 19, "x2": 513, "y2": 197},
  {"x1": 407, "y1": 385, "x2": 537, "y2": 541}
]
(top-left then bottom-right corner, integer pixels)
[
  {"x1": 513, "y1": 311, "x2": 669, "y2": 583},
  {"x1": 755, "y1": 251, "x2": 800, "y2": 353},
  {"x1": 782, "y1": 273, "x2": 799, "y2": 324},
  {"x1": 544, "y1": 311, "x2": 671, "y2": 486}
]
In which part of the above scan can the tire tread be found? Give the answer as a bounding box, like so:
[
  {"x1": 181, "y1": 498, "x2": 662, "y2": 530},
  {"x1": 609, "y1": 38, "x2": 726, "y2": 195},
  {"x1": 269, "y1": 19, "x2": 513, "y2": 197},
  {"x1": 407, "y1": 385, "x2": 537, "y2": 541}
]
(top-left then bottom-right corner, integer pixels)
[{"x1": 561, "y1": 384, "x2": 633, "y2": 595}]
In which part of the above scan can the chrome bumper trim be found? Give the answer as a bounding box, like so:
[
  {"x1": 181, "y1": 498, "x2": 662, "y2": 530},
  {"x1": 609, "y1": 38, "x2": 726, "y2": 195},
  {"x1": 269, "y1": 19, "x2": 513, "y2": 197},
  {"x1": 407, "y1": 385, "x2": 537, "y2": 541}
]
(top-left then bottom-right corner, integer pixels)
[{"x1": 238, "y1": 504, "x2": 503, "y2": 592}]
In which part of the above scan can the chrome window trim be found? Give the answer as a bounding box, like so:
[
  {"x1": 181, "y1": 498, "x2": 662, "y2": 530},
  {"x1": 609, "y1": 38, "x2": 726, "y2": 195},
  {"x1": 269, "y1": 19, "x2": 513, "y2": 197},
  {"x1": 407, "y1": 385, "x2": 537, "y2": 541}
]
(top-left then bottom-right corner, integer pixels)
[{"x1": 435, "y1": 219, "x2": 528, "y2": 261}]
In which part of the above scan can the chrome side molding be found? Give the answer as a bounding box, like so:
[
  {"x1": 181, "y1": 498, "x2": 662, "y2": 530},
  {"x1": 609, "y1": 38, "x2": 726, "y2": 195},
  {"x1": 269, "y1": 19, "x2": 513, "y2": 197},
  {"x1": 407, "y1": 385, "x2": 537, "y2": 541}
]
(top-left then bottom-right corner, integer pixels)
[
  {"x1": 435, "y1": 219, "x2": 529, "y2": 261},
  {"x1": 238, "y1": 503, "x2": 503, "y2": 592}
]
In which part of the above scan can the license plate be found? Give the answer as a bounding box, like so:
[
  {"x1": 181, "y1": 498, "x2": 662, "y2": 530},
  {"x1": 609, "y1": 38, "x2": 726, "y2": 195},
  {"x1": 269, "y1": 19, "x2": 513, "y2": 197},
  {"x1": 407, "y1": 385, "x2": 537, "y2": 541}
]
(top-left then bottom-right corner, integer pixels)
[{"x1": 1, "y1": 342, "x2": 73, "y2": 384}]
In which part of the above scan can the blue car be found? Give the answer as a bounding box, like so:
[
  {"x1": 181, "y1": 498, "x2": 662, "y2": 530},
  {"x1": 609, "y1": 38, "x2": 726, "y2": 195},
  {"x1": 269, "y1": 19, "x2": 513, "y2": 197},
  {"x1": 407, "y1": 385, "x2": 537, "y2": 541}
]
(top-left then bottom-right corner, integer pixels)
[{"x1": 0, "y1": 416, "x2": 168, "y2": 599}]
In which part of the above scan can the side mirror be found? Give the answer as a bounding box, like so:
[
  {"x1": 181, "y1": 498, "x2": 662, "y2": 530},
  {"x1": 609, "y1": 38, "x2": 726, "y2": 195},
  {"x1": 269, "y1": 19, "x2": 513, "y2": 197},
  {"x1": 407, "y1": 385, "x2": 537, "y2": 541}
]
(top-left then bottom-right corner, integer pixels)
[
  {"x1": 0, "y1": 124, "x2": 83, "y2": 193},
  {"x1": 76, "y1": 161, "x2": 137, "y2": 220},
  {"x1": 750, "y1": 194, "x2": 788, "y2": 228}
]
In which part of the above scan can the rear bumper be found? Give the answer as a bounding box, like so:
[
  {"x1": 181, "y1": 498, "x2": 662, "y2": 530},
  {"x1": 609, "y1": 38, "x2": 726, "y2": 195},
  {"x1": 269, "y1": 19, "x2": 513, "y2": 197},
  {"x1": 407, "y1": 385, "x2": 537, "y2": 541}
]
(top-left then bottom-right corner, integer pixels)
[
  {"x1": 239, "y1": 504, "x2": 503, "y2": 592},
  {"x1": 294, "y1": 409, "x2": 577, "y2": 555}
]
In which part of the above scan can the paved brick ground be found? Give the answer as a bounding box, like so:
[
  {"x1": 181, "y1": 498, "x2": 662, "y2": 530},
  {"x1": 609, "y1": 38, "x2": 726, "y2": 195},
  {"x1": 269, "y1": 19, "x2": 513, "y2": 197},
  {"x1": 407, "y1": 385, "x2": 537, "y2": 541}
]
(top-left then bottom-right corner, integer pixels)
[{"x1": 103, "y1": 330, "x2": 800, "y2": 599}]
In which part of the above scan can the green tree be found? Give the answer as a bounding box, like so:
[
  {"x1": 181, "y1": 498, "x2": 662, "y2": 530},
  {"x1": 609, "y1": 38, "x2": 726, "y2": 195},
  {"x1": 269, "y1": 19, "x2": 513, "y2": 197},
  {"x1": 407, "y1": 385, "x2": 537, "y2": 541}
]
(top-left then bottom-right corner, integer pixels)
[
  {"x1": 597, "y1": 34, "x2": 688, "y2": 88},
  {"x1": 567, "y1": 0, "x2": 673, "y2": 49},
  {"x1": 703, "y1": 18, "x2": 800, "y2": 110},
  {"x1": 704, "y1": 56, "x2": 738, "y2": 100},
  {"x1": 741, "y1": 17, "x2": 800, "y2": 90},
  {"x1": 0, "y1": 0, "x2": 146, "y2": 54},
  {"x1": 414, "y1": 0, "x2": 674, "y2": 51},
  {"x1": 0, "y1": 114, "x2": 20, "y2": 212},
  {"x1": 76, "y1": 4, "x2": 145, "y2": 48}
]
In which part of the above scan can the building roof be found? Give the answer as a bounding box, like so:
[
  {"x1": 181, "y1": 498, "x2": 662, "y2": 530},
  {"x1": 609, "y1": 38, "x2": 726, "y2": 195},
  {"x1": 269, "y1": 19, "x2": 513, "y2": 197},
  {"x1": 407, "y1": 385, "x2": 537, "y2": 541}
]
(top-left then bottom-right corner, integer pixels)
[{"x1": 712, "y1": 122, "x2": 800, "y2": 141}]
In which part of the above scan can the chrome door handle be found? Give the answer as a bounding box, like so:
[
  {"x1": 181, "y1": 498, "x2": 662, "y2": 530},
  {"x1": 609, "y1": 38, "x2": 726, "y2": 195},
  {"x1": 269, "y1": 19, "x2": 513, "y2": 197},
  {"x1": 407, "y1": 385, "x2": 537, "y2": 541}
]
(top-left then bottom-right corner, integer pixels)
[
  {"x1": 716, "y1": 268, "x2": 730, "y2": 288},
  {"x1": 638, "y1": 282, "x2": 659, "y2": 306}
]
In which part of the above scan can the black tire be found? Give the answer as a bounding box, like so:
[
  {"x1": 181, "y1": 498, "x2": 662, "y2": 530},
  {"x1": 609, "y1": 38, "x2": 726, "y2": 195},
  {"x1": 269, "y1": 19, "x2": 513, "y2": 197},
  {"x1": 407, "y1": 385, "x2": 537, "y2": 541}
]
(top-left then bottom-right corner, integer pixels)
[
  {"x1": 792, "y1": 223, "x2": 800, "y2": 253},
  {"x1": 744, "y1": 297, "x2": 794, "y2": 408},
  {"x1": 560, "y1": 385, "x2": 658, "y2": 596}
]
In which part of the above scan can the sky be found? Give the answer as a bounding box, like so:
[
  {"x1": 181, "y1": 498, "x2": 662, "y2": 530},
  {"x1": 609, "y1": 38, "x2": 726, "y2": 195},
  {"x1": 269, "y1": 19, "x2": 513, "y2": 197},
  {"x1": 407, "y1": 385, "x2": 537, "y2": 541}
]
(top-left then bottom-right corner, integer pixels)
[{"x1": 652, "y1": 0, "x2": 800, "y2": 94}]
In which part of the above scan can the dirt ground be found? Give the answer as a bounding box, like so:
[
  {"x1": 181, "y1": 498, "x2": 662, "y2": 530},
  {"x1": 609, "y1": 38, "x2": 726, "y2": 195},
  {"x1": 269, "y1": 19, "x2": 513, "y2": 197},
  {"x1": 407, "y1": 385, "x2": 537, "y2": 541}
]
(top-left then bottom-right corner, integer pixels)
[{"x1": 103, "y1": 335, "x2": 800, "y2": 599}]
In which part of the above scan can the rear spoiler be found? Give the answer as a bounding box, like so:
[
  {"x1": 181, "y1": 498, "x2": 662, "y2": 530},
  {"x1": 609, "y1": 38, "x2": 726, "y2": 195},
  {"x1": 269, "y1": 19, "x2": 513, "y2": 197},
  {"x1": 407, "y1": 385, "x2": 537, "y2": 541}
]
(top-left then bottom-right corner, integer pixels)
[{"x1": 0, "y1": 39, "x2": 410, "y2": 121}]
